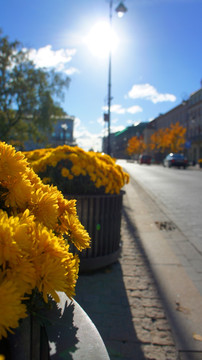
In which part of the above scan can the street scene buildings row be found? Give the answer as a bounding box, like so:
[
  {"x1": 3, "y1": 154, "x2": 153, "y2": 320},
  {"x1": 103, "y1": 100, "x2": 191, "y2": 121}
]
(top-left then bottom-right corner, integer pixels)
[
  {"x1": 102, "y1": 87, "x2": 202, "y2": 164},
  {"x1": 24, "y1": 86, "x2": 202, "y2": 165}
]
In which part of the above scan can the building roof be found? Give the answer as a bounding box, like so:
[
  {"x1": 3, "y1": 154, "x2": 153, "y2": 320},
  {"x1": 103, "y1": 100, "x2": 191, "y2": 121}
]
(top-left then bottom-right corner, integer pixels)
[{"x1": 114, "y1": 123, "x2": 148, "y2": 137}]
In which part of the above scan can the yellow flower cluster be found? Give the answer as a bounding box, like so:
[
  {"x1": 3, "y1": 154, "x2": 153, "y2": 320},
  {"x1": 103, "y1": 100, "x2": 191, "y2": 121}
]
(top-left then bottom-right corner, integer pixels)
[
  {"x1": 24, "y1": 145, "x2": 129, "y2": 195},
  {"x1": 0, "y1": 142, "x2": 90, "y2": 339}
]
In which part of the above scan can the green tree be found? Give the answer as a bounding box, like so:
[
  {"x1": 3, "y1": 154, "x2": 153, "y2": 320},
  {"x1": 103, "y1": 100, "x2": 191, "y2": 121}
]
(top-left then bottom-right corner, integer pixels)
[{"x1": 0, "y1": 31, "x2": 70, "y2": 147}]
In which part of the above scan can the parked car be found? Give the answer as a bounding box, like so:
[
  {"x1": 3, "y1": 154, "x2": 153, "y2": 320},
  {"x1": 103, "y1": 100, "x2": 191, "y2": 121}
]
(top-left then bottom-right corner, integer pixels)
[
  {"x1": 163, "y1": 153, "x2": 188, "y2": 168},
  {"x1": 139, "y1": 155, "x2": 152, "y2": 165}
]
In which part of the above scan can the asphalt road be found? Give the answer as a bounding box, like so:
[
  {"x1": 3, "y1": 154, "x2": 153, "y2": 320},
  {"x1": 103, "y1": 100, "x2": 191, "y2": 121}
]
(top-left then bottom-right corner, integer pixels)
[{"x1": 118, "y1": 160, "x2": 202, "y2": 296}]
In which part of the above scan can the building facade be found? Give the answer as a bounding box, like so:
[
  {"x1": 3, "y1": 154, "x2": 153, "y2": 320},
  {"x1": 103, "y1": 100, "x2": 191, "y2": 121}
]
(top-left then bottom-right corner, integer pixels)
[
  {"x1": 102, "y1": 87, "x2": 202, "y2": 163},
  {"x1": 144, "y1": 102, "x2": 189, "y2": 161},
  {"x1": 48, "y1": 115, "x2": 76, "y2": 147},
  {"x1": 102, "y1": 123, "x2": 147, "y2": 158},
  {"x1": 187, "y1": 88, "x2": 202, "y2": 163},
  {"x1": 144, "y1": 87, "x2": 202, "y2": 163},
  {"x1": 24, "y1": 115, "x2": 76, "y2": 150}
]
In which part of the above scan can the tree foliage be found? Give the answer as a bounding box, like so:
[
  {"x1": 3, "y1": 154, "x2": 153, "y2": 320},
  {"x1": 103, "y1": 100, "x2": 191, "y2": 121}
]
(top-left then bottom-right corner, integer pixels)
[
  {"x1": 127, "y1": 135, "x2": 146, "y2": 156},
  {"x1": 168, "y1": 122, "x2": 186, "y2": 152},
  {"x1": 150, "y1": 122, "x2": 186, "y2": 153},
  {"x1": 0, "y1": 31, "x2": 70, "y2": 147}
]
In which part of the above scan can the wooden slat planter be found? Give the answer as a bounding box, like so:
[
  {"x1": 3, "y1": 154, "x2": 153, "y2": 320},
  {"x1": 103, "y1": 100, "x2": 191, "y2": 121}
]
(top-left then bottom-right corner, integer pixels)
[
  {"x1": 67, "y1": 191, "x2": 124, "y2": 271},
  {"x1": 4, "y1": 316, "x2": 49, "y2": 360}
]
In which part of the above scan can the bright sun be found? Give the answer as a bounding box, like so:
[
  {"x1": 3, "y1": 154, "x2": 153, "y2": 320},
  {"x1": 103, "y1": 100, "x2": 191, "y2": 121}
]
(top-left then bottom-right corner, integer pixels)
[{"x1": 85, "y1": 21, "x2": 119, "y2": 58}]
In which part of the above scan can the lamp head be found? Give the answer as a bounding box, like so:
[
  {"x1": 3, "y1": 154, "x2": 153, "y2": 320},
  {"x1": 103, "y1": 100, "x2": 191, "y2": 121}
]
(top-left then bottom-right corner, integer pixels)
[{"x1": 115, "y1": 2, "x2": 128, "y2": 18}]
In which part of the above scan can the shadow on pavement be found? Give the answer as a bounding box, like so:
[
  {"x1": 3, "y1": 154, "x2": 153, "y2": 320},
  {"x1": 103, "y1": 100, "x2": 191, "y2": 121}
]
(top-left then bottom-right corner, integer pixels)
[
  {"x1": 75, "y1": 201, "x2": 179, "y2": 360},
  {"x1": 122, "y1": 204, "x2": 182, "y2": 359},
  {"x1": 75, "y1": 260, "x2": 146, "y2": 360}
]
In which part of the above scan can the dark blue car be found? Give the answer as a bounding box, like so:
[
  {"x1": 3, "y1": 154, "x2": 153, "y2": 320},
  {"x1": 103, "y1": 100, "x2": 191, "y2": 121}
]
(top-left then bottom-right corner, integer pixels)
[{"x1": 163, "y1": 153, "x2": 188, "y2": 168}]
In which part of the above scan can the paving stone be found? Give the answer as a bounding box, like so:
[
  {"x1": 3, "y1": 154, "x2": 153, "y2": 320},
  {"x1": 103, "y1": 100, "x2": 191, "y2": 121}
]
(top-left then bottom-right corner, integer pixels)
[
  {"x1": 156, "y1": 319, "x2": 173, "y2": 331},
  {"x1": 128, "y1": 297, "x2": 143, "y2": 307},
  {"x1": 135, "y1": 327, "x2": 152, "y2": 343},
  {"x1": 145, "y1": 307, "x2": 167, "y2": 319},
  {"x1": 75, "y1": 210, "x2": 178, "y2": 360},
  {"x1": 131, "y1": 307, "x2": 146, "y2": 318},
  {"x1": 142, "y1": 344, "x2": 178, "y2": 360},
  {"x1": 142, "y1": 298, "x2": 163, "y2": 308},
  {"x1": 151, "y1": 331, "x2": 175, "y2": 346},
  {"x1": 119, "y1": 216, "x2": 178, "y2": 359}
]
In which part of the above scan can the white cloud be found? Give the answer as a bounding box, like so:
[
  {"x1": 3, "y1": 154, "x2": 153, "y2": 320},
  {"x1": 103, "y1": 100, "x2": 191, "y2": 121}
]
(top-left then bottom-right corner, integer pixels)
[
  {"x1": 102, "y1": 104, "x2": 125, "y2": 114},
  {"x1": 26, "y1": 45, "x2": 79, "y2": 74},
  {"x1": 127, "y1": 105, "x2": 143, "y2": 114},
  {"x1": 127, "y1": 120, "x2": 141, "y2": 126},
  {"x1": 74, "y1": 117, "x2": 102, "y2": 151},
  {"x1": 103, "y1": 103, "x2": 143, "y2": 115},
  {"x1": 97, "y1": 116, "x2": 105, "y2": 126},
  {"x1": 74, "y1": 117, "x2": 81, "y2": 128},
  {"x1": 102, "y1": 124, "x2": 125, "y2": 138},
  {"x1": 128, "y1": 83, "x2": 176, "y2": 103},
  {"x1": 110, "y1": 104, "x2": 125, "y2": 114},
  {"x1": 75, "y1": 129, "x2": 102, "y2": 152},
  {"x1": 74, "y1": 116, "x2": 125, "y2": 152},
  {"x1": 64, "y1": 67, "x2": 79, "y2": 75},
  {"x1": 112, "y1": 118, "x2": 119, "y2": 124},
  {"x1": 110, "y1": 125, "x2": 125, "y2": 133}
]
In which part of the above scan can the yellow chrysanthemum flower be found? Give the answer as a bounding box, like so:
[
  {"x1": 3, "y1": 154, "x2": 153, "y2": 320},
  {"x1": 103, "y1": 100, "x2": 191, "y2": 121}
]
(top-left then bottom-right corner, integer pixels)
[
  {"x1": 4, "y1": 176, "x2": 33, "y2": 210},
  {"x1": 6, "y1": 257, "x2": 36, "y2": 296},
  {"x1": 26, "y1": 167, "x2": 44, "y2": 190},
  {"x1": 0, "y1": 279, "x2": 27, "y2": 339},
  {"x1": 24, "y1": 144, "x2": 129, "y2": 195},
  {"x1": 68, "y1": 153, "x2": 79, "y2": 163},
  {"x1": 63, "y1": 213, "x2": 91, "y2": 251},
  {"x1": 71, "y1": 165, "x2": 82, "y2": 176},
  {"x1": 42, "y1": 177, "x2": 51, "y2": 184},
  {"x1": 13, "y1": 215, "x2": 35, "y2": 253},
  {"x1": 0, "y1": 142, "x2": 27, "y2": 182},
  {"x1": 63, "y1": 253, "x2": 80, "y2": 299},
  {"x1": 31, "y1": 222, "x2": 67, "y2": 260},
  {"x1": 61, "y1": 167, "x2": 73, "y2": 180},
  {"x1": 34, "y1": 253, "x2": 75, "y2": 303},
  {"x1": 0, "y1": 142, "x2": 92, "y2": 339},
  {"x1": 0, "y1": 211, "x2": 22, "y2": 267},
  {"x1": 31, "y1": 188, "x2": 59, "y2": 229},
  {"x1": 57, "y1": 195, "x2": 77, "y2": 217}
]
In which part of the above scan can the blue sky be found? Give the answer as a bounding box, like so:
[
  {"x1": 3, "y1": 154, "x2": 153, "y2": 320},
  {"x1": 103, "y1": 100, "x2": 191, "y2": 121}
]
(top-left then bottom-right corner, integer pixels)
[{"x1": 1, "y1": 0, "x2": 202, "y2": 151}]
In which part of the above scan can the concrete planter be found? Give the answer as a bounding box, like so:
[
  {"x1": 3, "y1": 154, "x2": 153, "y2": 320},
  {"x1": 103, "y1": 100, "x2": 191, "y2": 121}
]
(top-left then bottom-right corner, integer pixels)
[
  {"x1": 1, "y1": 293, "x2": 109, "y2": 360},
  {"x1": 67, "y1": 191, "x2": 124, "y2": 271}
]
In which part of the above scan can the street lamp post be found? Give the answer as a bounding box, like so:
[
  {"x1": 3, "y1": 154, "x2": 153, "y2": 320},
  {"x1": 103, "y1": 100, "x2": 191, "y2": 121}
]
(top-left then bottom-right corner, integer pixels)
[
  {"x1": 106, "y1": 1, "x2": 127, "y2": 156},
  {"x1": 61, "y1": 123, "x2": 68, "y2": 144}
]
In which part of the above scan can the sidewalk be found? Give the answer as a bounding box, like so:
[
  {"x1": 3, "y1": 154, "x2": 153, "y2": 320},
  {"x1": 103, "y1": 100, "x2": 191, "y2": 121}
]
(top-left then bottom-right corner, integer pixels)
[
  {"x1": 123, "y1": 179, "x2": 202, "y2": 359},
  {"x1": 75, "y1": 179, "x2": 196, "y2": 359}
]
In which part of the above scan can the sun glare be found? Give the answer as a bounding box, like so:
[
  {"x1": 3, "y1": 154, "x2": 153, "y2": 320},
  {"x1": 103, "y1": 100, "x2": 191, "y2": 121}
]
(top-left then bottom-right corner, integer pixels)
[{"x1": 85, "y1": 21, "x2": 119, "y2": 58}]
